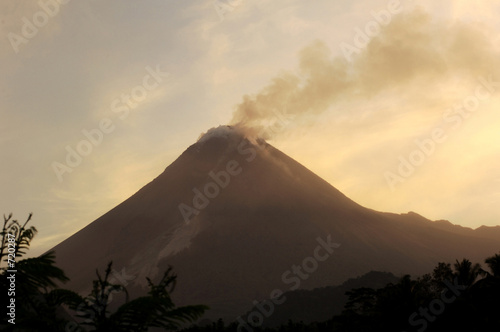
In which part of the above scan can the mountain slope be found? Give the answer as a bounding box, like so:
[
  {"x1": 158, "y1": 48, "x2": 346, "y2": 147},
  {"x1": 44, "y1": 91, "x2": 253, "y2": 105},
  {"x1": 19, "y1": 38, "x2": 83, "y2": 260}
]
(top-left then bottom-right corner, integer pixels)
[{"x1": 51, "y1": 126, "x2": 500, "y2": 321}]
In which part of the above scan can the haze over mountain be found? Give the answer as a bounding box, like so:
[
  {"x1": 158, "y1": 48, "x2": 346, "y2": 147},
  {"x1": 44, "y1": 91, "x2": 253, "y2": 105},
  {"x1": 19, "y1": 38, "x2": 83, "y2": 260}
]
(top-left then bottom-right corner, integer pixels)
[
  {"x1": 51, "y1": 125, "x2": 500, "y2": 321},
  {"x1": 241, "y1": 271, "x2": 400, "y2": 327}
]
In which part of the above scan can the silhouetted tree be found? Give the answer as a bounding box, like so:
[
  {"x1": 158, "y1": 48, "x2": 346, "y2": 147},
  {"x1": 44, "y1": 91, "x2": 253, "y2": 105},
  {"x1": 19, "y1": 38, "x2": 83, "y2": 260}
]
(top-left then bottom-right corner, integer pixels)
[
  {"x1": 0, "y1": 213, "x2": 81, "y2": 331},
  {"x1": 0, "y1": 213, "x2": 36, "y2": 265},
  {"x1": 452, "y1": 258, "x2": 483, "y2": 287},
  {"x1": 1, "y1": 214, "x2": 208, "y2": 331},
  {"x1": 463, "y1": 253, "x2": 500, "y2": 330},
  {"x1": 432, "y1": 262, "x2": 453, "y2": 283},
  {"x1": 69, "y1": 262, "x2": 208, "y2": 331},
  {"x1": 484, "y1": 252, "x2": 500, "y2": 277}
]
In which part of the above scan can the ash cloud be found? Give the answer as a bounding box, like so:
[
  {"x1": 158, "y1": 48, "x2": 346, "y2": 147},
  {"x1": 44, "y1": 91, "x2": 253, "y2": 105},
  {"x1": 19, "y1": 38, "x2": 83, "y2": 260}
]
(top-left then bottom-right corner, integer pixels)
[{"x1": 230, "y1": 9, "x2": 500, "y2": 138}]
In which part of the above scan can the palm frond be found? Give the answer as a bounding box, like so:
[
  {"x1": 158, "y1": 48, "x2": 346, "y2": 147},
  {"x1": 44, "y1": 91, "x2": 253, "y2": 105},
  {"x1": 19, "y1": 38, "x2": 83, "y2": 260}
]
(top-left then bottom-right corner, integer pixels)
[{"x1": 16, "y1": 251, "x2": 69, "y2": 293}]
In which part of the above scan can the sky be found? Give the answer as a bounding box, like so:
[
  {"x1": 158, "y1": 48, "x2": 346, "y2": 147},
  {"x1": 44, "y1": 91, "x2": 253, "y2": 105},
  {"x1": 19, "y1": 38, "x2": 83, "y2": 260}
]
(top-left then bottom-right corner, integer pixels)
[{"x1": 1, "y1": 0, "x2": 499, "y2": 257}]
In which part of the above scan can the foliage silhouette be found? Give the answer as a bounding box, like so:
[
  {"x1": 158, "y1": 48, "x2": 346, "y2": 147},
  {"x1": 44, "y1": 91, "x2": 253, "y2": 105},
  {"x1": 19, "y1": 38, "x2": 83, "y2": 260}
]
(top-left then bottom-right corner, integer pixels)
[
  {"x1": 0, "y1": 213, "x2": 79, "y2": 331},
  {"x1": 484, "y1": 252, "x2": 500, "y2": 277},
  {"x1": 69, "y1": 262, "x2": 208, "y2": 331},
  {"x1": 1, "y1": 214, "x2": 208, "y2": 331}
]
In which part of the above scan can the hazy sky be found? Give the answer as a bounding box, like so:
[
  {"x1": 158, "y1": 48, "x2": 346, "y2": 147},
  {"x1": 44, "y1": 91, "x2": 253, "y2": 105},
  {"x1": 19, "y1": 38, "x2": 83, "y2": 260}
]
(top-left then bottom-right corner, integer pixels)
[{"x1": 1, "y1": 0, "x2": 499, "y2": 257}]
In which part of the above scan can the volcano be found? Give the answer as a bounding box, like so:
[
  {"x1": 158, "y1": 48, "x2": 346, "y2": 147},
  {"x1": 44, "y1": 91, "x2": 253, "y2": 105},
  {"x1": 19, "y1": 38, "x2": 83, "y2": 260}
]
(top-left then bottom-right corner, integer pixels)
[{"x1": 51, "y1": 125, "x2": 500, "y2": 321}]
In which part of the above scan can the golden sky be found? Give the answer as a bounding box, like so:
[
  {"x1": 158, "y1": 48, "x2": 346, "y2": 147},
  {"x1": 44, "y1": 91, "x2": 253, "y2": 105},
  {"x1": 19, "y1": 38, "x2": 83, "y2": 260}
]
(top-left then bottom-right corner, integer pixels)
[{"x1": 1, "y1": 0, "x2": 499, "y2": 257}]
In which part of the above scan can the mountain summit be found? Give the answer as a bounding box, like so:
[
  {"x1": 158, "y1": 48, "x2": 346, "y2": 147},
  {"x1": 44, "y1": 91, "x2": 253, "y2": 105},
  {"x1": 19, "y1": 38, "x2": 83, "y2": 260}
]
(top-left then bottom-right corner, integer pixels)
[
  {"x1": 51, "y1": 126, "x2": 500, "y2": 320},
  {"x1": 196, "y1": 125, "x2": 249, "y2": 144}
]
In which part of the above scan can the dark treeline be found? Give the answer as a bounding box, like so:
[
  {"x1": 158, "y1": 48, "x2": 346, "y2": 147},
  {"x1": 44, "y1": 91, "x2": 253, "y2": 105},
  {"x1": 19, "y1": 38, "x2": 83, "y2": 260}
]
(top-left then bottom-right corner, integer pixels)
[{"x1": 183, "y1": 254, "x2": 500, "y2": 332}]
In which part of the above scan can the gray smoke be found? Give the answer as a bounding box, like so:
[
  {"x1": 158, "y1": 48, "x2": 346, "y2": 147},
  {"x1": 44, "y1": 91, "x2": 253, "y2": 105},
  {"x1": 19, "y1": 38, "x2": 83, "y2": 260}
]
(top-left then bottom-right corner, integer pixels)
[{"x1": 230, "y1": 9, "x2": 500, "y2": 138}]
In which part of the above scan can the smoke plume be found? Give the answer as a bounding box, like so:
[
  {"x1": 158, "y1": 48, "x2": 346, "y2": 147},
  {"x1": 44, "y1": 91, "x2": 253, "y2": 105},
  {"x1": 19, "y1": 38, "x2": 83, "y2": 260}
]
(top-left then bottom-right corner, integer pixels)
[{"x1": 230, "y1": 9, "x2": 500, "y2": 139}]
